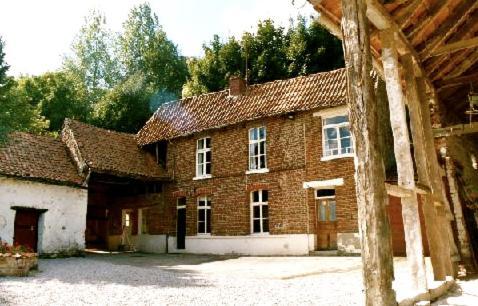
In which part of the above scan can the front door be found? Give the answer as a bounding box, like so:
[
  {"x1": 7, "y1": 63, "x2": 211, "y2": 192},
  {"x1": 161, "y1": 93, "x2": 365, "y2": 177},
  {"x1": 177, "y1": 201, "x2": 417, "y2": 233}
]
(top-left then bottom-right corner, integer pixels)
[
  {"x1": 14, "y1": 209, "x2": 41, "y2": 251},
  {"x1": 316, "y1": 197, "x2": 337, "y2": 250},
  {"x1": 176, "y1": 197, "x2": 186, "y2": 249}
]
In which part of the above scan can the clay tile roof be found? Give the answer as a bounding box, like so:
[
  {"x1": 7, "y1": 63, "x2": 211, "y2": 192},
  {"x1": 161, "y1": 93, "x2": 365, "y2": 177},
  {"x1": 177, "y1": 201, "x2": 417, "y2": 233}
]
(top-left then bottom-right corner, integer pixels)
[
  {"x1": 62, "y1": 119, "x2": 169, "y2": 180},
  {"x1": 0, "y1": 132, "x2": 83, "y2": 186},
  {"x1": 137, "y1": 68, "x2": 347, "y2": 146}
]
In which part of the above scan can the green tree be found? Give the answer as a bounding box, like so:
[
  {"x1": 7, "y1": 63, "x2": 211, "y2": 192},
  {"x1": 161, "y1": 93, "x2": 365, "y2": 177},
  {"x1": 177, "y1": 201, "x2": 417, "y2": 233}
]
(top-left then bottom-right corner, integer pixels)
[
  {"x1": 0, "y1": 37, "x2": 48, "y2": 141},
  {"x1": 119, "y1": 3, "x2": 187, "y2": 97},
  {"x1": 92, "y1": 73, "x2": 152, "y2": 133},
  {"x1": 16, "y1": 72, "x2": 89, "y2": 131},
  {"x1": 64, "y1": 10, "x2": 119, "y2": 100}
]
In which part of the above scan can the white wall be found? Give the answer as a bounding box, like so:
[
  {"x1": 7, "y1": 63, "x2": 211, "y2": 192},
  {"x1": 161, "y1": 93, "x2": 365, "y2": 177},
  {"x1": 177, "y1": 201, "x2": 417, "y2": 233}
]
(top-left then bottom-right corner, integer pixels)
[
  {"x1": 134, "y1": 234, "x2": 167, "y2": 253},
  {"x1": 0, "y1": 177, "x2": 87, "y2": 255},
  {"x1": 167, "y1": 234, "x2": 315, "y2": 256}
]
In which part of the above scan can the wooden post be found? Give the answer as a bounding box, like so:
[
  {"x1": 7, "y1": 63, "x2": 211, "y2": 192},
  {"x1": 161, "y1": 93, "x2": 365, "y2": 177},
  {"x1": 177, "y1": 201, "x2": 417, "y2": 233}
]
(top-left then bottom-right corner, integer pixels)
[
  {"x1": 381, "y1": 30, "x2": 428, "y2": 294},
  {"x1": 402, "y1": 54, "x2": 448, "y2": 280},
  {"x1": 415, "y1": 77, "x2": 457, "y2": 277},
  {"x1": 341, "y1": 1, "x2": 396, "y2": 305}
]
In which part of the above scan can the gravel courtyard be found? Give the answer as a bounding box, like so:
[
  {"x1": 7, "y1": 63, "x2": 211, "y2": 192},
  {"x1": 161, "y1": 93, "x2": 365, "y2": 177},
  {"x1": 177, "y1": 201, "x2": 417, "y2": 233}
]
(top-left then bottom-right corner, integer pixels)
[{"x1": 0, "y1": 253, "x2": 476, "y2": 305}]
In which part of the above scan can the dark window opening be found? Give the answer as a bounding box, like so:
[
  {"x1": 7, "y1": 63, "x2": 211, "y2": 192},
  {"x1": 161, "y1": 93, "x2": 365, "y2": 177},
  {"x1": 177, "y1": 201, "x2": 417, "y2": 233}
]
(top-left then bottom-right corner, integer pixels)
[
  {"x1": 156, "y1": 141, "x2": 168, "y2": 168},
  {"x1": 316, "y1": 189, "x2": 335, "y2": 198}
]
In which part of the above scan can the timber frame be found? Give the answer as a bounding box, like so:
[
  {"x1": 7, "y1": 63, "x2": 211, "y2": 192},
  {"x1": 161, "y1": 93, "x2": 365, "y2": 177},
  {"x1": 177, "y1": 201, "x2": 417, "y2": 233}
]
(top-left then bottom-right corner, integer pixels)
[{"x1": 308, "y1": 0, "x2": 478, "y2": 305}]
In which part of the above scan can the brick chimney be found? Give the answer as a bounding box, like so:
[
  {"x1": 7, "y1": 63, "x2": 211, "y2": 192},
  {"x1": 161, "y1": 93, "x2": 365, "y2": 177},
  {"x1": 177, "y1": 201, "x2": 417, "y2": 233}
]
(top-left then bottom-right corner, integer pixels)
[{"x1": 229, "y1": 76, "x2": 246, "y2": 96}]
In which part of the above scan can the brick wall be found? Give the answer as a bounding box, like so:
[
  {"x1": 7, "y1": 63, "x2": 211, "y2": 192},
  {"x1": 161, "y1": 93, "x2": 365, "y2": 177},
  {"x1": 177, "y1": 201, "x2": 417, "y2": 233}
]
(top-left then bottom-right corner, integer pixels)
[{"x1": 146, "y1": 109, "x2": 358, "y2": 238}]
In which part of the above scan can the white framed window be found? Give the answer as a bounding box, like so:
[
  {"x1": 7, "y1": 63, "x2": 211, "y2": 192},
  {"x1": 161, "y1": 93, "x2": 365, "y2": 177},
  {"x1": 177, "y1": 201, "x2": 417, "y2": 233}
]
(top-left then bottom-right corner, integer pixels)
[
  {"x1": 251, "y1": 190, "x2": 269, "y2": 234},
  {"x1": 322, "y1": 114, "x2": 354, "y2": 160},
  {"x1": 197, "y1": 196, "x2": 211, "y2": 234},
  {"x1": 315, "y1": 189, "x2": 336, "y2": 222},
  {"x1": 248, "y1": 127, "x2": 267, "y2": 171},
  {"x1": 195, "y1": 137, "x2": 211, "y2": 179}
]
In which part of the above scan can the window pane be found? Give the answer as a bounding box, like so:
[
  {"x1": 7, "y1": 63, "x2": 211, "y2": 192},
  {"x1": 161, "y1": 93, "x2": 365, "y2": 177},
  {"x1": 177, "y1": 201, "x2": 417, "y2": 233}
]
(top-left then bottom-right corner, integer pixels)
[
  {"x1": 262, "y1": 190, "x2": 268, "y2": 202},
  {"x1": 206, "y1": 210, "x2": 211, "y2": 233},
  {"x1": 205, "y1": 138, "x2": 211, "y2": 148},
  {"x1": 258, "y1": 127, "x2": 266, "y2": 140},
  {"x1": 262, "y1": 205, "x2": 268, "y2": 218},
  {"x1": 325, "y1": 139, "x2": 339, "y2": 152},
  {"x1": 205, "y1": 151, "x2": 211, "y2": 162},
  {"x1": 250, "y1": 128, "x2": 257, "y2": 141},
  {"x1": 253, "y1": 143, "x2": 259, "y2": 155},
  {"x1": 177, "y1": 197, "x2": 186, "y2": 207},
  {"x1": 319, "y1": 203, "x2": 326, "y2": 221},
  {"x1": 317, "y1": 189, "x2": 335, "y2": 198},
  {"x1": 329, "y1": 201, "x2": 336, "y2": 221},
  {"x1": 206, "y1": 162, "x2": 211, "y2": 175},
  {"x1": 198, "y1": 139, "x2": 204, "y2": 150},
  {"x1": 253, "y1": 220, "x2": 261, "y2": 233},
  {"x1": 198, "y1": 153, "x2": 204, "y2": 164},
  {"x1": 325, "y1": 115, "x2": 348, "y2": 125},
  {"x1": 259, "y1": 141, "x2": 265, "y2": 155},
  {"x1": 252, "y1": 191, "x2": 259, "y2": 202},
  {"x1": 198, "y1": 200, "x2": 205, "y2": 207},
  {"x1": 339, "y1": 126, "x2": 351, "y2": 138},
  {"x1": 259, "y1": 155, "x2": 266, "y2": 169},
  {"x1": 198, "y1": 209, "x2": 205, "y2": 221},
  {"x1": 250, "y1": 156, "x2": 257, "y2": 170},
  {"x1": 253, "y1": 206, "x2": 260, "y2": 218},
  {"x1": 263, "y1": 218, "x2": 269, "y2": 232},
  {"x1": 325, "y1": 127, "x2": 337, "y2": 140},
  {"x1": 198, "y1": 221, "x2": 205, "y2": 233},
  {"x1": 341, "y1": 138, "x2": 352, "y2": 154}
]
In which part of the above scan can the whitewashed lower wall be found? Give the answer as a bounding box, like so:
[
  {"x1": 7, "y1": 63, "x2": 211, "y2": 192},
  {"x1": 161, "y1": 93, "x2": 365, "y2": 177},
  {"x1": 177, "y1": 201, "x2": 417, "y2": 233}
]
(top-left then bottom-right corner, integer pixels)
[
  {"x1": 0, "y1": 177, "x2": 87, "y2": 255},
  {"x1": 337, "y1": 232, "x2": 361, "y2": 254},
  {"x1": 167, "y1": 234, "x2": 315, "y2": 255},
  {"x1": 134, "y1": 234, "x2": 167, "y2": 253}
]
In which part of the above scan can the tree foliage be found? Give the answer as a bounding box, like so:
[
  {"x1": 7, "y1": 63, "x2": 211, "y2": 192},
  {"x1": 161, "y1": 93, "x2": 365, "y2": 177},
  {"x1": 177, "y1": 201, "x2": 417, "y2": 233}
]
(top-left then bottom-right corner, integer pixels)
[
  {"x1": 183, "y1": 17, "x2": 344, "y2": 97},
  {"x1": 0, "y1": 37, "x2": 48, "y2": 141}
]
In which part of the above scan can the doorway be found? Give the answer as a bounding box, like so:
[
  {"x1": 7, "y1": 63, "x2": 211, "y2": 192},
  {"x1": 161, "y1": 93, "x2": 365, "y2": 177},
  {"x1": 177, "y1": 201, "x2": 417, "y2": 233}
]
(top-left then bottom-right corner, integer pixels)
[
  {"x1": 13, "y1": 208, "x2": 42, "y2": 252},
  {"x1": 315, "y1": 189, "x2": 337, "y2": 250},
  {"x1": 176, "y1": 197, "x2": 186, "y2": 249}
]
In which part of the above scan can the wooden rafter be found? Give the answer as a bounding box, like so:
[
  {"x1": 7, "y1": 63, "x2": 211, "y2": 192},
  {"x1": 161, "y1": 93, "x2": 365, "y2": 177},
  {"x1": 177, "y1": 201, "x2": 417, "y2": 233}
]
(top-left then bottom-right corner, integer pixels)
[
  {"x1": 394, "y1": 0, "x2": 423, "y2": 29},
  {"x1": 447, "y1": 51, "x2": 478, "y2": 79},
  {"x1": 429, "y1": 37, "x2": 478, "y2": 57},
  {"x1": 419, "y1": 2, "x2": 478, "y2": 59},
  {"x1": 431, "y1": 49, "x2": 473, "y2": 81},
  {"x1": 435, "y1": 72, "x2": 478, "y2": 89},
  {"x1": 433, "y1": 123, "x2": 478, "y2": 137}
]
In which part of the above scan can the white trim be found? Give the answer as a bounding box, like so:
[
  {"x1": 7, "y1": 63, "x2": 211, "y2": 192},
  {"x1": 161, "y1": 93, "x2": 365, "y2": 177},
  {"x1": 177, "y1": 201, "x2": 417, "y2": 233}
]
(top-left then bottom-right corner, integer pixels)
[
  {"x1": 303, "y1": 178, "x2": 344, "y2": 189},
  {"x1": 197, "y1": 196, "x2": 211, "y2": 235},
  {"x1": 196, "y1": 137, "x2": 211, "y2": 178},
  {"x1": 250, "y1": 190, "x2": 269, "y2": 234},
  {"x1": 313, "y1": 105, "x2": 348, "y2": 117},
  {"x1": 320, "y1": 153, "x2": 355, "y2": 161},
  {"x1": 193, "y1": 174, "x2": 212, "y2": 180},
  {"x1": 245, "y1": 168, "x2": 270, "y2": 175},
  {"x1": 248, "y1": 126, "x2": 267, "y2": 171}
]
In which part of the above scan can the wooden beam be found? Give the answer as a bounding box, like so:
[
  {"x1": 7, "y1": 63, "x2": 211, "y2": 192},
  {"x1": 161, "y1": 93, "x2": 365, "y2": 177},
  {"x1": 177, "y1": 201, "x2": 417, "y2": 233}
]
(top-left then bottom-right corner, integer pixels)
[
  {"x1": 430, "y1": 37, "x2": 478, "y2": 57},
  {"x1": 433, "y1": 123, "x2": 478, "y2": 137},
  {"x1": 365, "y1": 0, "x2": 438, "y2": 99},
  {"x1": 385, "y1": 183, "x2": 414, "y2": 198},
  {"x1": 435, "y1": 72, "x2": 478, "y2": 89},
  {"x1": 447, "y1": 50, "x2": 478, "y2": 79},
  {"x1": 381, "y1": 29, "x2": 428, "y2": 294},
  {"x1": 341, "y1": 1, "x2": 396, "y2": 304},
  {"x1": 419, "y1": 2, "x2": 478, "y2": 59}
]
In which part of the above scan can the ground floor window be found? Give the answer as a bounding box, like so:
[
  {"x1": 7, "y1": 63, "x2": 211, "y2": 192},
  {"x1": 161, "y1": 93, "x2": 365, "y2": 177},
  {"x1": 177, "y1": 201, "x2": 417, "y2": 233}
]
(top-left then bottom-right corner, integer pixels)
[
  {"x1": 316, "y1": 189, "x2": 336, "y2": 221},
  {"x1": 197, "y1": 196, "x2": 211, "y2": 234},
  {"x1": 251, "y1": 190, "x2": 269, "y2": 233}
]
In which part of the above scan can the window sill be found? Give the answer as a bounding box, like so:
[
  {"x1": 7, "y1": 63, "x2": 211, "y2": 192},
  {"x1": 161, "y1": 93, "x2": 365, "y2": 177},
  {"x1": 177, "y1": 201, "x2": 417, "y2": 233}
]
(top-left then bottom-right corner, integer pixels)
[
  {"x1": 193, "y1": 175, "x2": 212, "y2": 181},
  {"x1": 320, "y1": 153, "x2": 355, "y2": 162},
  {"x1": 196, "y1": 233, "x2": 211, "y2": 237},
  {"x1": 245, "y1": 168, "x2": 270, "y2": 175},
  {"x1": 250, "y1": 232, "x2": 270, "y2": 237}
]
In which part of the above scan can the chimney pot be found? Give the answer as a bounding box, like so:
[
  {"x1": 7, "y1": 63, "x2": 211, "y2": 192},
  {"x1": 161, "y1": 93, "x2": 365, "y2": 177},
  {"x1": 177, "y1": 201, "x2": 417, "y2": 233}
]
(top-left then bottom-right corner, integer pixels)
[{"x1": 229, "y1": 76, "x2": 246, "y2": 96}]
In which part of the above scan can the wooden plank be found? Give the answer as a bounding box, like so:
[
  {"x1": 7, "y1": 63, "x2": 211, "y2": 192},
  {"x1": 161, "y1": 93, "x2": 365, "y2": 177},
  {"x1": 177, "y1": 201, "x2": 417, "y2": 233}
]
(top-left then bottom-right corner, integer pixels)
[
  {"x1": 385, "y1": 183, "x2": 414, "y2": 198},
  {"x1": 435, "y1": 72, "x2": 478, "y2": 89},
  {"x1": 381, "y1": 29, "x2": 428, "y2": 294},
  {"x1": 433, "y1": 123, "x2": 478, "y2": 137},
  {"x1": 430, "y1": 37, "x2": 478, "y2": 57},
  {"x1": 341, "y1": 1, "x2": 396, "y2": 304}
]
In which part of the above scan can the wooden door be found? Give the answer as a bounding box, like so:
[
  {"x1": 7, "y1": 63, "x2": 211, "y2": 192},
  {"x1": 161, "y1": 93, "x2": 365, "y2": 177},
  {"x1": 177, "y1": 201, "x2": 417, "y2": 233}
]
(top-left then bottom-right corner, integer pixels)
[
  {"x1": 14, "y1": 209, "x2": 40, "y2": 251},
  {"x1": 177, "y1": 197, "x2": 186, "y2": 249},
  {"x1": 316, "y1": 198, "x2": 337, "y2": 250}
]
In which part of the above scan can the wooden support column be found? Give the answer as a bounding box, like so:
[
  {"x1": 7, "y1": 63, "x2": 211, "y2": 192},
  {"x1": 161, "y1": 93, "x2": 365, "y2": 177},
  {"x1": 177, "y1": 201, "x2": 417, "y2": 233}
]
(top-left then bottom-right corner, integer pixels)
[
  {"x1": 381, "y1": 30, "x2": 428, "y2": 294},
  {"x1": 416, "y1": 77, "x2": 457, "y2": 277},
  {"x1": 341, "y1": 1, "x2": 396, "y2": 305},
  {"x1": 402, "y1": 54, "x2": 448, "y2": 281}
]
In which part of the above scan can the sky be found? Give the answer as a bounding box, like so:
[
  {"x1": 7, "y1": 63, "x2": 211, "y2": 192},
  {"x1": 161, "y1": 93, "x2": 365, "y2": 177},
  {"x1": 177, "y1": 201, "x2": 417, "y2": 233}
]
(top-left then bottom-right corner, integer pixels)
[{"x1": 0, "y1": 0, "x2": 317, "y2": 76}]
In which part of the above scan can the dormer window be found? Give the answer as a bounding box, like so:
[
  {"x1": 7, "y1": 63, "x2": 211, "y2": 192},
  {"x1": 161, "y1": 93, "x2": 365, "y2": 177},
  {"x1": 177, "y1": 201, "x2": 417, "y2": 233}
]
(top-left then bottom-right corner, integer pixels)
[{"x1": 195, "y1": 137, "x2": 211, "y2": 179}]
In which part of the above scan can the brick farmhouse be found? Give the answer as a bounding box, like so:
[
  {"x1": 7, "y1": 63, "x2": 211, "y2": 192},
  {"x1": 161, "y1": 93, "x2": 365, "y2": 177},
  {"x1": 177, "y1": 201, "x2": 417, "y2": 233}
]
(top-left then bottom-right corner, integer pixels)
[{"x1": 1, "y1": 68, "x2": 415, "y2": 256}]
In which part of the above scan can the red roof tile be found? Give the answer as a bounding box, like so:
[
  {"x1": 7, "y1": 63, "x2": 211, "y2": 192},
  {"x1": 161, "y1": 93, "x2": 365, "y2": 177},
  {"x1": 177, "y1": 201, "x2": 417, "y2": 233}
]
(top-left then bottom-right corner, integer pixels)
[
  {"x1": 0, "y1": 132, "x2": 83, "y2": 186},
  {"x1": 62, "y1": 119, "x2": 168, "y2": 180},
  {"x1": 137, "y1": 68, "x2": 347, "y2": 146}
]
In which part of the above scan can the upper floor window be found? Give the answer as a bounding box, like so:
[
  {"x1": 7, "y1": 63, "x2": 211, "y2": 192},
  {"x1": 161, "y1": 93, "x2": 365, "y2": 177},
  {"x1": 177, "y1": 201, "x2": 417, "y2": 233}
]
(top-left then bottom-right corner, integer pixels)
[
  {"x1": 322, "y1": 115, "x2": 354, "y2": 159},
  {"x1": 251, "y1": 190, "x2": 269, "y2": 234},
  {"x1": 249, "y1": 127, "x2": 267, "y2": 170},
  {"x1": 196, "y1": 137, "x2": 211, "y2": 178},
  {"x1": 197, "y1": 196, "x2": 211, "y2": 234}
]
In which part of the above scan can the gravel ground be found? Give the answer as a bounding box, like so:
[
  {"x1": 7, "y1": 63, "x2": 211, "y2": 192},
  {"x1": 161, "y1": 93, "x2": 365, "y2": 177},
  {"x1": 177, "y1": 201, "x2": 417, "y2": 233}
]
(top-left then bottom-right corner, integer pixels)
[{"x1": 0, "y1": 254, "x2": 475, "y2": 305}]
